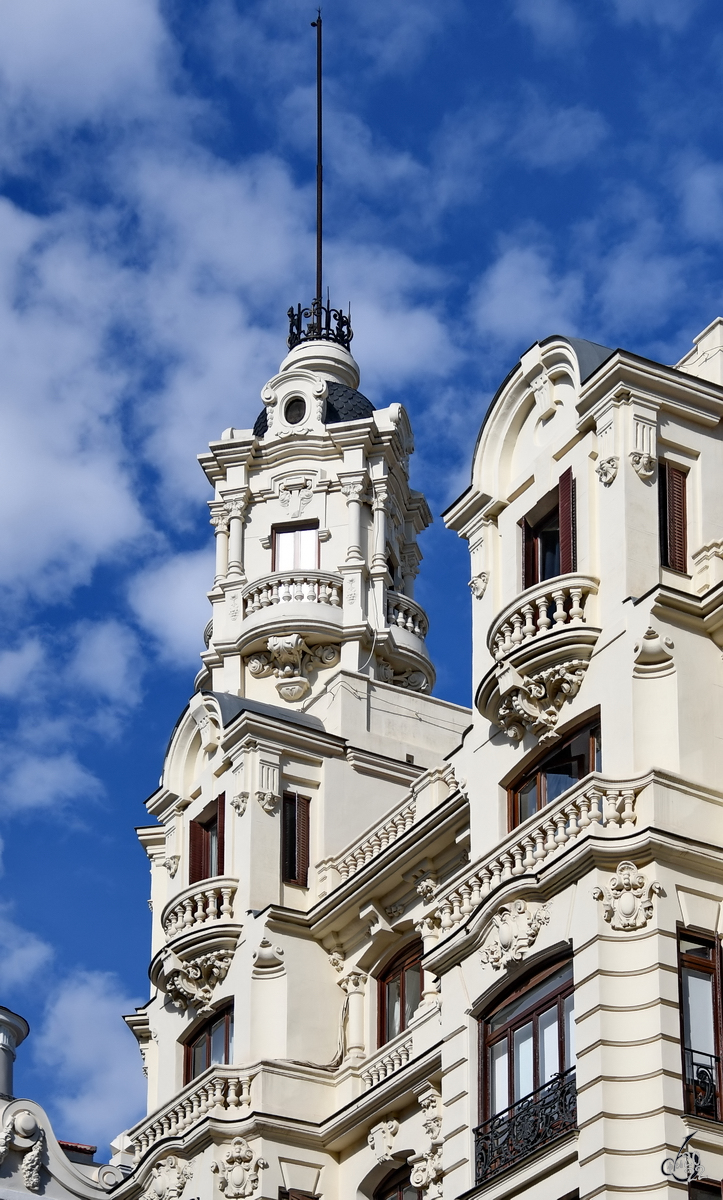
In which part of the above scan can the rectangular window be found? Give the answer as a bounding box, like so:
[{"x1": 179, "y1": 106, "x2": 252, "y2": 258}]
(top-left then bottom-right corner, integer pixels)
[
  {"x1": 273, "y1": 524, "x2": 319, "y2": 572},
  {"x1": 189, "y1": 795, "x2": 225, "y2": 884},
  {"x1": 521, "y1": 469, "x2": 576, "y2": 588},
  {"x1": 679, "y1": 931, "x2": 723, "y2": 1121},
  {"x1": 281, "y1": 792, "x2": 310, "y2": 886},
  {"x1": 184, "y1": 1006, "x2": 233, "y2": 1083},
  {"x1": 509, "y1": 722, "x2": 601, "y2": 829},
  {"x1": 378, "y1": 942, "x2": 424, "y2": 1046},
  {"x1": 659, "y1": 462, "x2": 687, "y2": 573}
]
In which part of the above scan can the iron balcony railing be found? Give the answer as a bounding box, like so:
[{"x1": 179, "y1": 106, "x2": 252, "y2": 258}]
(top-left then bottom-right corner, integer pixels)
[
  {"x1": 683, "y1": 1048, "x2": 720, "y2": 1121},
  {"x1": 474, "y1": 1068, "x2": 577, "y2": 1184}
]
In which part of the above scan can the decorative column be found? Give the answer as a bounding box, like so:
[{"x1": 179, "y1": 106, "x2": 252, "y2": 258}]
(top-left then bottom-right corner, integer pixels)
[
  {"x1": 0, "y1": 1006, "x2": 29, "y2": 1098},
  {"x1": 415, "y1": 915, "x2": 441, "y2": 1010},
  {"x1": 371, "y1": 481, "x2": 389, "y2": 630},
  {"x1": 341, "y1": 476, "x2": 366, "y2": 563},
  {"x1": 339, "y1": 971, "x2": 367, "y2": 1061},
  {"x1": 225, "y1": 494, "x2": 249, "y2": 583},
  {"x1": 210, "y1": 506, "x2": 230, "y2": 587},
  {"x1": 401, "y1": 545, "x2": 421, "y2": 599}
]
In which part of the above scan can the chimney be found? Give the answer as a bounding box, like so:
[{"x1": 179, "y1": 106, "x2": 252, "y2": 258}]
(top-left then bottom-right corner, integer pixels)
[{"x1": 0, "y1": 1007, "x2": 29, "y2": 1098}]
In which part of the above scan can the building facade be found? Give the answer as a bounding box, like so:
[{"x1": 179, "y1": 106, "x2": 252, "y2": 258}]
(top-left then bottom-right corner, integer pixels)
[{"x1": 4, "y1": 314, "x2": 723, "y2": 1200}]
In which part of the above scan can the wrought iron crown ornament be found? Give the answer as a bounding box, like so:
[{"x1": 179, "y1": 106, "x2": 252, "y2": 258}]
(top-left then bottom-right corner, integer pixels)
[{"x1": 287, "y1": 297, "x2": 353, "y2": 350}]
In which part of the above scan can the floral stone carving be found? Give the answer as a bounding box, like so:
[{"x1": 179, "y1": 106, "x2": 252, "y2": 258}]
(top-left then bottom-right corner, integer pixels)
[
  {"x1": 480, "y1": 899, "x2": 550, "y2": 970},
  {"x1": 211, "y1": 1137, "x2": 268, "y2": 1199},
  {"x1": 143, "y1": 1156, "x2": 193, "y2": 1200},
  {"x1": 593, "y1": 861, "x2": 663, "y2": 931},
  {"x1": 496, "y1": 660, "x2": 588, "y2": 745},
  {"x1": 246, "y1": 634, "x2": 340, "y2": 702},
  {"x1": 163, "y1": 950, "x2": 233, "y2": 1014},
  {"x1": 410, "y1": 1086, "x2": 444, "y2": 1200},
  {"x1": 0, "y1": 1111, "x2": 46, "y2": 1193}
]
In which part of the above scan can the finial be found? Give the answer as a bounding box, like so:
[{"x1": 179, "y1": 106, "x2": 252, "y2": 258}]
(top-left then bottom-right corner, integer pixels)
[{"x1": 287, "y1": 12, "x2": 353, "y2": 352}]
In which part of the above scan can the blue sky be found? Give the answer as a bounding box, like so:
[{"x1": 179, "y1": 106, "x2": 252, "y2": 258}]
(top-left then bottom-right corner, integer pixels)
[{"x1": 0, "y1": 0, "x2": 722, "y2": 1156}]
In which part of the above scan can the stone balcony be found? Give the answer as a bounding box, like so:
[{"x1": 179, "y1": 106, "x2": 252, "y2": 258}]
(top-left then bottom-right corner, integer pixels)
[
  {"x1": 477, "y1": 574, "x2": 600, "y2": 739},
  {"x1": 238, "y1": 570, "x2": 344, "y2": 643},
  {"x1": 150, "y1": 878, "x2": 242, "y2": 1009}
]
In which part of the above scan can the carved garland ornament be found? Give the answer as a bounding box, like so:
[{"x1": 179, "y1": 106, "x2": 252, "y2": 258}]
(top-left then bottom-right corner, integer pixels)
[
  {"x1": 497, "y1": 660, "x2": 588, "y2": 745},
  {"x1": 593, "y1": 860, "x2": 663, "y2": 931},
  {"x1": 246, "y1": 633, "x2": 340, "y2": 702},
  {"x1": 0, "y1": 1111, "x2": 46, "y2": 1193},
  {"x1": 480, "y1": 899, "x2": 550, "y2": 970},
  {"x1": 211, "y1": 1138, "x2": 268, "y2": 1199}
]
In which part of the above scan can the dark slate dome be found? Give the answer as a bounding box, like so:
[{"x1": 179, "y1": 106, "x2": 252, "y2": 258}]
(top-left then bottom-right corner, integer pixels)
[{"x1": 253, "y1": 381, "x2": 375, "y2": 437}]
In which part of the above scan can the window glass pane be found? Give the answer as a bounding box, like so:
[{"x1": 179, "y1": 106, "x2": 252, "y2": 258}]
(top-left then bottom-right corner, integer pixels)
[
  {"x1": 536, "y1": 509, "x2": 560, "y2": 581},
  {"x1": 227, "y1": 1012, "x2": 234, "y2": 1064},
  {"x1": 404, "y1": 964, "x2": 421, "y2": 1026},
  {"x1": 683, "y1": 967, "x2": 716, "y2": 1055},
  {"x1": 210, "y1": 1018, "x2": 225, "y2": 1065},
  {"x1": 518, "y1": 778, "x2": 537, "y2": 823},
  {"x1": 539, "y1": 1006, "x2": 559, "y2": 1084},
  {"x1": 490, "y1": 964, "x2": 573, "y2": 1030},
  {"x1": 563, "y1": 993, "x2": 575, "y2": 1070},
  {"x1": 513, "y1": 1022, "x2": 534, "y2": 1101},
  {"x1": 386, "y1": 977, "x2": 401, "y2": 1042},
  {"x1": 593, "y1": 726, "x2": 602, "y2": 772},
  {"x1": 192, "y1": 1037, "x2": 206, "y2": 1079},
  {"x1": 275, "y1": 530, "x2": 295, "y2": 572},
  {"x1": 681, "y1": 938, "x2": 713, "y2": 959},
  {"x1": 402, "y1": 1186, "x2": 418, "y2": 1200},
  {"x1": 208, "y1": 819, "x2": 218, "y2": 878},
  {"x1": 297, "y1": 528, "x2": 317, "y2": 569},
  {"x1": 489, "y1": 1039, "x2": 509, "y2": 1115}
]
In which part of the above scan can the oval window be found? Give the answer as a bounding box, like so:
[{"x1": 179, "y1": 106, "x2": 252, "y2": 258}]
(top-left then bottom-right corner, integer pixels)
[{"x1": 285, "y1": 398, "x2": 306, "y2": 425}]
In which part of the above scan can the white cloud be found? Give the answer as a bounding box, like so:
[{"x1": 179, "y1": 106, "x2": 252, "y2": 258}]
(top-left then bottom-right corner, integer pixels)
[
  {"x1": 0, "y1": 640, "x2": 42, "y2": 697},
  {"x1": 680, "y1": 161, "x2": 723, "y2": 243},
  {"x1": 513, "y1": 97, "x2": 608, "y2": 169},
  {"x1": 595, "y1": 236, "x2": 684, "y2": 333},
  {"x1": 1, "y1": 751, "x2": 102, "y2": 812},
  {"x1": 609, "y1": 0, "x2": 703, "y2": 30},
  {"x1": 471, "y1": 244, "x2": 582, "y2": 346},
  {"x1": 509, "y1": 0, "x2": 583, "y2": 50},
  {"x1": 68, "y1": 621, "x2": 143, "y2": 706},
  {"x1": 128, "y1": 548, "x2": 214, "y2": 665},
  {"x1": 33, "y1": 970, "x2": 145, "y2": 1154},
  {"x1": 0, "y1": 905, "x2": 53, "y2": 989}
]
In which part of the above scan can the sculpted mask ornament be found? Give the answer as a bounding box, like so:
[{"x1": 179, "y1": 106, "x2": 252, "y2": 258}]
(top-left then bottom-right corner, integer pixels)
[
  {"x1": 480, "y1": 899, "x2": 550, "y2": 970},
  {"x1": 211, "y1": 1138, "x2": 268, "y2": 1199},
  {"x1": 496, "y1": 660, "x2": 588, "y2": 745},
  {"x1": 162, "y1": 856, "x2": 180, "y2": 878},
  {"x1": 231, "y1": 793, "x2": 248, "y2": 816},
  {"x1": 630, "y1": 451, "x2": 656, "y2": 480},
  {"x1": 246, "y1": 634, "x2": 340, "y2": 702},
  {"x1": 595, "y1": 456, "x2": 618, "y2": 486},
  {"x1": 409, "y1": 1087, "x2": 444, "y2": 1200},
  {"x1": 593, "y1": 860, "x2": 663, "y2": 931},
  {"x1": 143, "y1": 1157, "x2": 193, "y2": 1200},
  {"x1": 163, "y1": 950, "x2": 233, "y2": 1014},
  {"x1": 468, "y1": 572, "x2": 489, "y2": 600}
]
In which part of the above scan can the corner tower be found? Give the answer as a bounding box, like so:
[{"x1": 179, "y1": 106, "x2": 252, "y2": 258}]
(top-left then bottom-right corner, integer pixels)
[{"x1": 197, "y1": 315, "x2": 433, "y2": 706}]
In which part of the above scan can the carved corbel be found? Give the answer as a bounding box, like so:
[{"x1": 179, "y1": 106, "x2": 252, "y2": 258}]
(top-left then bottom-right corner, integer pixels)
[
  {"x1": 142, "y1": 1156, "x2": 193, "y2": 1200},
  {"x1": 409, "y1": 1086, "x2": 444, "y2": 1200},
  {"x1": 468, "y1": 572, "x2": 489, "y2": 599},
  {"x1": 162, "y1": 856, "x2": 180, "y2": 878},
  {"x1": 480, "y1": 899, "x2": 550, "y2": 970},
  {"x1": 231, "y1": 792, "x2": 248, "y2": 816},
  {"x1": 368, "y1": 1119, "x2": 400, "y2": 1163},
  {"x1": 161, "y1": 948, "x2": 233, "y2": 1015},
  {"x1": 496, "y1": 660, "x2": 588, "y2": 745},
  {"x1": 595, "y1": 457, "x2": 618, "y2": 486},
  {"x1": 630, "y1": 451, "x2": 656, "y2": 480},
  {"x1": 593, "y1": 860, "x2": 663, "y2": 931}
]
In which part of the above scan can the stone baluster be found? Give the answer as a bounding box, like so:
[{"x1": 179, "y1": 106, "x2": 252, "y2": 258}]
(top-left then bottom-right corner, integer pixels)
[
  {"x1": 534, "y1": 827, "x2": 547, "y2": 863},
  {"x1": 221, "y1": 888, "x2": 234, "y2": 918},
  {"x1": 522, "y1": 837, "x2": 536, "y2": 870},
  {"x1": 511, "y1": 611, "x2": 524, "y2": 645},
  {"x1": 554, "y1": 810, "x2": 569, "y2": 845},
  {"x1": 511, "y1": 845, "x2": 526, "y2": 875},
  {"x1": 605, "y1": 790, "x2": 621, "y2": 827},
  {"x1": 621, "y1": 789, "x2": 636, "y2": 826},
  {"x1": 569, "y1": 587, "x2": 584, "y2": 623},
  {"x1": 227, "y1": 1077, "x2": 239, "y2": 1108},
  {"x1": 239, "y1": 1076, "x2": 252, "y2": 1108},
  {"x1": 537, "y1": 595, "x2": 552, "y2": 631},
  {"x1": 522, "y1": 604, "x2": 536, "y2": 640},
  {"x1": 552, "y1": 588, "x2": 566, "y2": 625}
]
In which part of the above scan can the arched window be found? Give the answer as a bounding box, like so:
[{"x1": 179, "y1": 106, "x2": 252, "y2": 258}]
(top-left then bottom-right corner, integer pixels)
[
  {"x1": 378, "y1": 941, "x2": 423, "y2": 1047},
  {"x1": 374, "y1": 1165, "x2": 422, "y2": 1200},
  {"x1": 508, "y1": 720, "x2": 600, "y2": 828},
  {"x1": 183, "y1": 1004, "x2": 233, "y2": 1084},
  {"x1": 475, "y1": 960, "x2": 576, "y2": 1183}
]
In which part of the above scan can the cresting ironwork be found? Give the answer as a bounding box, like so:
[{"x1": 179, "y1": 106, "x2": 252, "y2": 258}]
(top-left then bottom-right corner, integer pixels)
[
  {"x1": 683, "y1": 1048, "x2": 719, "y2": 1121},
  {"x1": 287, "y1": 298, "x2": 353, "y2": 350},
  {"x1": 474, "y1": 1068, "x2": 577, "y2": 1184}
]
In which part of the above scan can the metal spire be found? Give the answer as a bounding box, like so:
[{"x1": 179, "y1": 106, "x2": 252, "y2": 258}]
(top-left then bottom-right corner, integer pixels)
[{"x1": 312, "y1": 10, "x2": 322, "y2": 305}]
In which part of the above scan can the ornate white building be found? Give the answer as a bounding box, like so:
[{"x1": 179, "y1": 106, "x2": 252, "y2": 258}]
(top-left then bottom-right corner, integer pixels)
[{"x1": 5, "y1": 310, "x2": 723, "y2": 1200}]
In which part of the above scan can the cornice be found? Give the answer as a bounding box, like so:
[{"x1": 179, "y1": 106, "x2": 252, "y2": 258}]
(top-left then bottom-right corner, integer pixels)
[{"x1": 576, "y1": 351, "x2": 723, "y2": 427}]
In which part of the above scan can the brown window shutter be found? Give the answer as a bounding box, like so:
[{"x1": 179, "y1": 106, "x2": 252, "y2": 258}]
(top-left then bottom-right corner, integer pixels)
[
  {"x1": 189, "y1": 820, "x2": 206, "y2": 884},
  {"x1": 559, "y1": 467, "x2": 576, "y2": 574},
  {"x1": 281, "y1": 793, "x2": 297, "y2": 883},
  {"x1": 521, "y1": 518, "x2": 536, "y2": 589},
  {"x1": 296, "y1": 796, "x2": 310, "y2": 888},
  {"x1": 216, "y1": 793, "x2": 225, "y2": 876},
  {"x1": 666, "y1": 465, "x2": 687, "y2": 573}
]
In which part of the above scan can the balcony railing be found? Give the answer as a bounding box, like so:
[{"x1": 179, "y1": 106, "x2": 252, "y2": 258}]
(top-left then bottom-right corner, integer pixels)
[
  {"x1": 488, "y1": 575, "x2": 599, "y2": 661},
  {"x1": 129, "y1": 1066, "x2": 254, "y2": 1163},
  {"x1": 684, "y1": 1048, "x2": 720, "y2": 1121},
  {"x1": 474, "y1": 1068, "x2": 577, "y2": 1184},
  {"x1": 242, "y1": 571, "x2": 343, "y2": 618},
  {"x1": 161, "y1": 877, "x2": 237, "y2": 941},
  {"x1": 361, "y1": 1036, "x2": 414, "y2": 1091},
  {"x1": 387, "y1": 591, "x2": 429, "y2": 640}
]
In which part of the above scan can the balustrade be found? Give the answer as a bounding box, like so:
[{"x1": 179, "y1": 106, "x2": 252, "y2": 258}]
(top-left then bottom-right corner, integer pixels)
[
  {"x1": 434, "y1": 777, "x2": 639, "y2": 933},
  {"x1": 161, "y1": 878, "x2": 237, "y2": 941},
  {"x1": 361, "y1": 1037, "x2": 413, "y2": 1090},
  {"x1": 242, "y1": 571, "x2": 342, "y2": 617},
  {"x1": 334, "y1": 801, "x2": 416, "y2": 882},
  {"x1": 386, "y1": 592, "x2": 429, "y2": 640},
  {"x1": 130, "y1": 1068, "x2": 254, "y2": 1163},
  {"x1": 488, "y1": 575, "x2": 598, "y2": 661}
]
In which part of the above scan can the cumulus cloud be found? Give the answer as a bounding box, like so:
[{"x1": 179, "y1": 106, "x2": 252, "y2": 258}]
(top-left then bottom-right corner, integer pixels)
[
  {"x1": 68, "y1": 621, "x2": 144, "y2": 706},
  {"x1": 509, "y1": 0, "x2": 583, "y2": 50},
  {"x1": 0, "y1": 905, "x2": 53, "y2": 989},
  {"x1": 609, "y1": 0, "x2": 703, "y2": 30},
  {"x1": 33, "y1": 970, "x2": 145, "y2": 1154},
  {"x1": 680, "y1": 161, "x2": 723, "y2": 243},
  {"x1": 1, "y1": 751, "x2": 102, "y2": 813},
  {"x1": 0, "y1": 640, "x2": 42, "y2": 697},
  {"x1": 128, "y1": 548, "x2": 214, "y2": 665},
  {"x1": 471, "y1": 244, "x2": 582, "y2": 347},
  {"x1": 513, "y1": 96, "x2": 608, "y2": 170}
]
